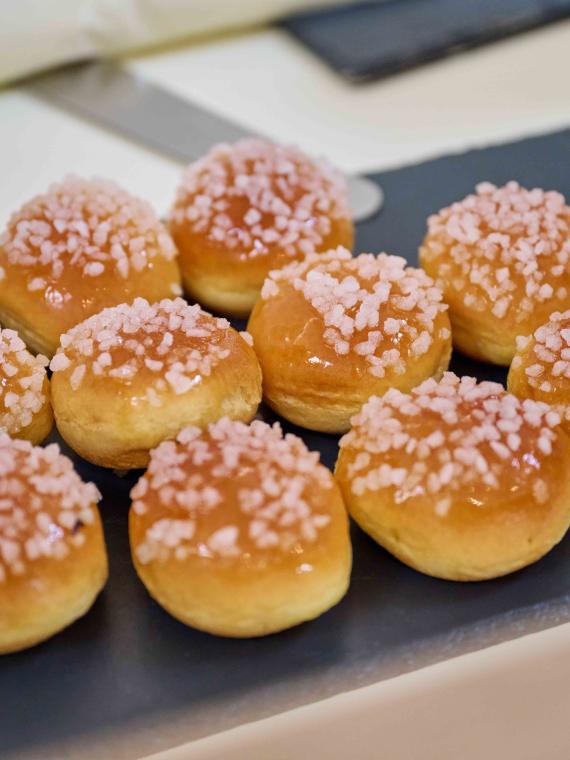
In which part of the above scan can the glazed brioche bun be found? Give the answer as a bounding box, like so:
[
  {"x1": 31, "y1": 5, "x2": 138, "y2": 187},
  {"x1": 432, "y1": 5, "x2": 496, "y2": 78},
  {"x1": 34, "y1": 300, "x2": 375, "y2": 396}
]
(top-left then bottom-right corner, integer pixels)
[
  {"x1": 168, "y1": 139, "x2": 354, "y2": 317},
  {"x1": 0, "y1": 328, "x2": 53, "y2": 444},
  {"x1": 420, "y1": 181, "x2": 570, "y2": 366},
  {"x1": 129, "y1": 418, "x2": 351, "y2": 637},
  {"x1": 0, "y1": 177, "x2": 181, "y2": 356},
  {"x1": 247, "y1": 247, "x2": 451, "y2": 434},
  {"x1": 0, "y1": 435, "x2": 107, "y2": 654},
  {"x1": 50, "y1": 298, "x2": 262, "y2": 469},
  {"x1": 336, "y1": 373, "x2": 570, "y2": 581},
  {"x1": 508, "y1": 309, "x2": 570, "y2": 434}
]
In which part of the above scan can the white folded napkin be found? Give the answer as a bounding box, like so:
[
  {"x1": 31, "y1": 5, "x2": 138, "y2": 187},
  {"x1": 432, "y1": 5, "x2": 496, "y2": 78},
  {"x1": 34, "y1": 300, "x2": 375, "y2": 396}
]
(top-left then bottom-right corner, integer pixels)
[{"x1": 0, "y1": 0, "x2": 349, "y2": 86}]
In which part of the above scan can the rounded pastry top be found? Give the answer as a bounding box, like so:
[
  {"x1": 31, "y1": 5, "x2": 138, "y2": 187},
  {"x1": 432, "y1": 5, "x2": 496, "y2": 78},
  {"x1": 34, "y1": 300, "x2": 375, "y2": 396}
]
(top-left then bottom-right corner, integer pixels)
[
  {"x1": 0, "y1": 329, "x2": 49, "y2": 435},
  {"x1": 169, "y1": 139, "x2": 351, "y2": 260},
  {"x1": 50, "y1": 297, "x2": 246, "y2": 402},
  {"x1": 130, "y1": 418, "x2": 336, "y2": 565},
  {"x1": 259, "y1": 247, "x2": 448, "y2": 378},
  {"x1": 0, "y1": 434, "x2": 100, "y2": 582},
  {"x1": 339, "y1": 372, "x2": 563, "y2": 515},
  {"x1": 0, "y1": 176, "x2": 178, "y2": 293},
  {"x1": 420, "y1": 181, "x2": 570, "y2": 321},
  {"x1": 512, "y1": 310, "x2": 570, "y2": 407}
]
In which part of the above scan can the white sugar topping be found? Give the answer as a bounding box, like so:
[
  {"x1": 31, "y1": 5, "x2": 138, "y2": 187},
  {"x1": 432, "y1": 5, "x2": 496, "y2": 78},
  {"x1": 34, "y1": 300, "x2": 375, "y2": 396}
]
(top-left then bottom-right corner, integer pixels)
[
  {"x1": 50, "y1": 298, "x2": 234, "y2": 403},
  {"x1": 0, "y1": 434, "x2": 100, "y2": 581},
  {"x1": 340, "y1": 372, "x2": 560, "y2": 511},
  {"x1": 516, "y1": 311, "x2": 570, "y2": 419},
  {"x1": 0, "y1": 329, "x2": 49, "y2": 435},
  {"x1": 0, "y1": 176, "x2": 176, "y2": 293},
  {"x1": 421, "y1": 181, "x2": 570, "y2": 321},
  {"x1": 131, "y1": 417, "x2": 334, "y2": 563},
  {"x1": 261, "y1": 247, "x2": 447, "y2": 377},
  {"x1": 169, "y1": 138, "x2": 350, "y2": 260}
]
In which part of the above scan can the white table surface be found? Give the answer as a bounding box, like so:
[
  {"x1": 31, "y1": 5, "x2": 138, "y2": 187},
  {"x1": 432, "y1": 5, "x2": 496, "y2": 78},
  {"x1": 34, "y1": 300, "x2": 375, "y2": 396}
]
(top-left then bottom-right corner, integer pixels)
[
  {"x1": 1, "y1": 21, "x2": 570, "y2": 228},
  {"x1": 146, "y1": 621, "x2": 570, "y2": 760}
]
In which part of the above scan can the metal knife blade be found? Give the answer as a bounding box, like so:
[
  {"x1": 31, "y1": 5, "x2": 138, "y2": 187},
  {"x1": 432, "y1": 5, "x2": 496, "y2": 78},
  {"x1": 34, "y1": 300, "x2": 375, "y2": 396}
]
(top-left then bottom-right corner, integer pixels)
[{"x1": 24, "y1": 61, "x2": 383, "y2": 222}]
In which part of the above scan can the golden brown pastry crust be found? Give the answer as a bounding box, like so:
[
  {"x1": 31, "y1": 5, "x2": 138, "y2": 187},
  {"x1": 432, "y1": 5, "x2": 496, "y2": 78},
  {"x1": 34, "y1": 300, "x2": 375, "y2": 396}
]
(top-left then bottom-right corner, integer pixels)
[
  {"x1": 0, "y1": 177, "x2": 181, "y2": 356},
  {"x1": 0, "y1": 436, "x2": 107, "y2": 653},
  {"x1": 420, "y1": 181, "x2": 570, "y2": 366},
  {"x1": 50, "y1": 299, "x2": 262, "y2": 469},
  {"x1": 14, "y1": 377, "x2": 54, "y2": 446},
  {"x1": 0, "y1": 329, "x2": 53, "y2": 444},
  {"x1": 169, "y1": 139, "x2": 353, "y2": 316},
  {"x1": 508, "y1": 309, "x2": 570, "y2": 435},
  {"x1": 248, "y1": 248, "x2": 452, "y2": 433},
  {"x1": 336, "y1": 373, "x2": 570, "y2": 581},
  {"x1": 0, "y1": 515, "x2": 107, "y2": 654},
  {"x1": 129, "y1": 419, "x2": 351, "y2": 637}
]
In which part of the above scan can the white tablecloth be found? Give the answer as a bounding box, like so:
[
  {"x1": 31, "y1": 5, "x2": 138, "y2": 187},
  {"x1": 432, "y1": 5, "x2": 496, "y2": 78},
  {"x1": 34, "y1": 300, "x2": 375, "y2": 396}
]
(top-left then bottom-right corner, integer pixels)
[{"x1": 1, "y1": 21, "x2": 569, "y2": 227}]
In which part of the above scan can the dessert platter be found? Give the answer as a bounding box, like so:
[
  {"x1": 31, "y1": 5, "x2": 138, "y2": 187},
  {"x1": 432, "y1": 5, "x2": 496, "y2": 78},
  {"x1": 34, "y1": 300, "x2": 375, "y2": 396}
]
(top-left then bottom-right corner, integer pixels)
[{"x1": 2, "y1": 129, "x2": 570, "y2": 759}]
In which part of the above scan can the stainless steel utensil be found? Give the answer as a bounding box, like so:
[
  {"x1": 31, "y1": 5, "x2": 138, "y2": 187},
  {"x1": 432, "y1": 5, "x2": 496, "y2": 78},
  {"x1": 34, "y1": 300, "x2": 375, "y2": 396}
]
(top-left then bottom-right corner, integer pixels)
[{"x1": 24, "y1": 61, "x2": 383, "y2": 222}]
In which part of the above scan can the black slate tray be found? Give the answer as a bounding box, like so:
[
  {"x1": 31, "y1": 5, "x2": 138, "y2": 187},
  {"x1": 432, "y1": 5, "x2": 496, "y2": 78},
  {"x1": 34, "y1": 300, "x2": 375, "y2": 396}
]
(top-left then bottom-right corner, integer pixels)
[
  {"x1": 3, "y1": 129, "x2": 570, "y2": 759},
  {"x1": 282, "y1": 0, "x2": 570, "y2": 83}
]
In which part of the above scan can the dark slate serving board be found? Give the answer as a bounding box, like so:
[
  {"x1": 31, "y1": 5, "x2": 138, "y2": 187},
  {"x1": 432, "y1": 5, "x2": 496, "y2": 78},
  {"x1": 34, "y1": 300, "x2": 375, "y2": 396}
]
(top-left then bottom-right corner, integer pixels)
[
  {"x1": 3, "y1": 129, "x2": 570, "y2": 759},
  {"x1": 282, "y1": 0, "x2": 570, "y2": 83}
]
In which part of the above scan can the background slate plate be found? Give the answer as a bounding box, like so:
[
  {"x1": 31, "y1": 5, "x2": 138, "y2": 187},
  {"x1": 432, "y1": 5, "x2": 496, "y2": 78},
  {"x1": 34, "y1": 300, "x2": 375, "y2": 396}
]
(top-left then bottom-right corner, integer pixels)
[
  {"x1": 3, "y1": 129, "x2": 570, "y2": 758},
  {"x1": 282, "y1": 0, "x2": 570, "y2": 83}
]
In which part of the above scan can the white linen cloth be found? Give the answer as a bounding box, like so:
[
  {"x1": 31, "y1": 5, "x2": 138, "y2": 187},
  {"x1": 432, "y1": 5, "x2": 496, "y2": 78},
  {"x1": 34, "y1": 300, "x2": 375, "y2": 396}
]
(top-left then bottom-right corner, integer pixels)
[{"x1": 0, "y1": 0, "x2": 349, "y2": 85}]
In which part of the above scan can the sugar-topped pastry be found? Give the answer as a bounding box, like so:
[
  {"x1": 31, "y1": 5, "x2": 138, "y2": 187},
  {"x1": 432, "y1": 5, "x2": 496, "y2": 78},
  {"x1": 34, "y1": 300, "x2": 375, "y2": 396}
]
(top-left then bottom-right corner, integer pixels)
[
  {"x1": 247, "y1": 247, "x2": 451, "y2": 433},
  {"x1": 420, "y1": 181, "x2": 570, "y2": 365},
  {"x1": 168, "y1": 138, "x2": 353, "y2": 316},
  {"x1": 0, "y1": 177, "x2": 182, "y2": 356},
  {"x1": 129, "y1": 418, "x2": 351, "y2": 637},
  {"x1": 336, "y1": 372, "x2": 570, "y2": 581},
  {"x1": 0, "y1": 435, "x2": 107, "y2": 653},
  {"x1": 50, "y1": 298, "x2": 262, "y2": 469},
  {"x1": 508, "y1": 310, "x2": 570, "y2": 434},
  {"x1": 0, "y1": 328, "x2": 52, "y2": 444}
]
